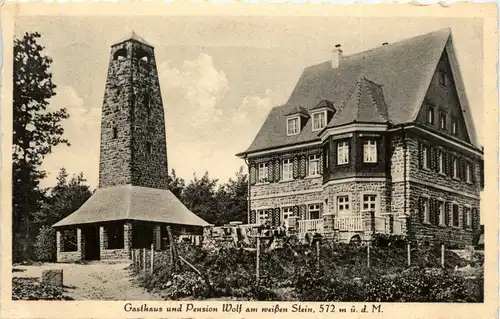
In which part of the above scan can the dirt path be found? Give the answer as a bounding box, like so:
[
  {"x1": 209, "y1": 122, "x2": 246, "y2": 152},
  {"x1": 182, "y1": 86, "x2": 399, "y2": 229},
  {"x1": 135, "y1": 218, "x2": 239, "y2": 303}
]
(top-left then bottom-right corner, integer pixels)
[{"x1": 13, "y1": 261, "x2": 162, "y2": 300}]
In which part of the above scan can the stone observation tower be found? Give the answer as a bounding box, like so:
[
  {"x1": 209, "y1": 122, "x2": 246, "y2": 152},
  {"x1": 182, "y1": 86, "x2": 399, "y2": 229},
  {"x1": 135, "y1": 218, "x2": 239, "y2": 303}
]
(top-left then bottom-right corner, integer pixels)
[
  {"x1": 53, "y1": 32, "x2": 209, "y2": 262},
  {"x1": 99, "y1": 32, "x2": 168, "y2": 189}
]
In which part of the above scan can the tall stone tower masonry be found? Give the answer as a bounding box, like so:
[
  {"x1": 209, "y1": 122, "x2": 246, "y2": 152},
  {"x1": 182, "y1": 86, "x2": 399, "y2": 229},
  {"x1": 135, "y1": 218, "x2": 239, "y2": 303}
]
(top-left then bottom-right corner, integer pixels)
[{"x1": 99, "y1": 32, "x2": 168, "y2": 189}]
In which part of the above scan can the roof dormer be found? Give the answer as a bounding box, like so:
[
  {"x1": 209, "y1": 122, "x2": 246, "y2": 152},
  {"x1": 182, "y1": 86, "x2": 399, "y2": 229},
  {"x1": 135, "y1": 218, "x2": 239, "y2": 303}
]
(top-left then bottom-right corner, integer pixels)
[
  {"x1": 285, "y1": 106, "x2": 309, "y2": 136},
  {"x1": 310, "y1": 100, "x2": 335, "y2": 132}
]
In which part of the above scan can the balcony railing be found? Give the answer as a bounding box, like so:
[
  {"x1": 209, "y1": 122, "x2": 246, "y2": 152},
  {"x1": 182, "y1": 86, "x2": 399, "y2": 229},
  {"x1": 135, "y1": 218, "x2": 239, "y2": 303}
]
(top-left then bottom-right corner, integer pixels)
[
  {"x1": 334, "y1": 215, "x2": 363, "y2": 231},
  {"x1": 297, "y1": 219, "x2": 323, "y2": 234}
]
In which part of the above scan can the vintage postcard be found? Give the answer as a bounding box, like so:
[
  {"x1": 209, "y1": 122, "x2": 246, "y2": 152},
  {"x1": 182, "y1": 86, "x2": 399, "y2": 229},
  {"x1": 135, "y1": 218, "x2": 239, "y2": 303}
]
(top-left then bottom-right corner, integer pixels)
[{"x1": 1, "y1": 2, "x2": 498, "y2": 319}]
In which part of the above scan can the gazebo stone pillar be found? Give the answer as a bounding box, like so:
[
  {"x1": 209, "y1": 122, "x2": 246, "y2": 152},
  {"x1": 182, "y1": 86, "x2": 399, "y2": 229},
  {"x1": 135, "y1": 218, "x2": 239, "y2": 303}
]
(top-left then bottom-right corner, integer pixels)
[
  {"x1": 77, "y1": 228, "x2": 86, "y2": 259},
  {"x1": 124, "y1": 222, "x2": 133, "y2": 254},
  {"x1": 99, "y1": 226, "x2": 108, "y2": 251},
  {"x1": 153, "y1": 225, "x2": 162, "y2": 250},
  {"x1": 56, "y1": 230, "x2": 63, "y2": 255}
]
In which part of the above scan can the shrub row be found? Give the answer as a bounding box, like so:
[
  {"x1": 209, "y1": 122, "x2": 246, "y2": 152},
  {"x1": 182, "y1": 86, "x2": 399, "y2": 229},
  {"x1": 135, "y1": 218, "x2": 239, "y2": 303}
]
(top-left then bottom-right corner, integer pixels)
[{"x1": 12, "y1": 277, "x2": 72, "y2": 300}]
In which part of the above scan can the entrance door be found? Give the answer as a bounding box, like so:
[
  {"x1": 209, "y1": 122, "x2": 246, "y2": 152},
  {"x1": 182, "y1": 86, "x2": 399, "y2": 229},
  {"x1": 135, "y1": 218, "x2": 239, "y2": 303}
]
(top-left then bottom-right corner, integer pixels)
[{"x1": 83, "y1": 226, "x2": 100, "y2": 260}]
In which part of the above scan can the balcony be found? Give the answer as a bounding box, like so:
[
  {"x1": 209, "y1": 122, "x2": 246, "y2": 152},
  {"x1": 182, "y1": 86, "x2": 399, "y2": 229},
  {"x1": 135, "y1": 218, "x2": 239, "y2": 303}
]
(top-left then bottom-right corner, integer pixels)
[{"x1": 297, "y1": 219, "x2": 323, "y2": 234}]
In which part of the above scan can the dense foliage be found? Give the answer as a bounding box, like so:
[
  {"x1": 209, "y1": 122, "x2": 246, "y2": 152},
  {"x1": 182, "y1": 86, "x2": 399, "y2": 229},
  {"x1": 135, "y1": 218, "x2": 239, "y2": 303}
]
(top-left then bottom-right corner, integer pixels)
[
  {"x1": 133, "y1": 240, "x2": 482, "y2": 302},
  {"x1": 33, "y1": 226, "x2": 56, "y2": 262},
  {"x1": 13, "y1": 32, "x2": 70, "y2": 261},
  {"x1": 12, "y1": 277, "x2": 73, "y2": 300},
  {"x1": 167, "y1": 167, "x2": 248, "y2": 225}
]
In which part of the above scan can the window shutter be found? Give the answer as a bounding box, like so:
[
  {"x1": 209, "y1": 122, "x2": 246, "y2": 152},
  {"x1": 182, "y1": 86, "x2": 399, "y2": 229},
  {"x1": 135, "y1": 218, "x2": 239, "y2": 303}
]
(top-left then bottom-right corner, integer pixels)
[
  {"x1": 471, "y1": 162, "x2": 476, "y2": 184},
  {"x1": 418, "y1": 197, "x2": 424, "y2": 223},
  {"x1": 273, "y1": 207, "x2": 281, "y2": 226},
  {"x1": 462, "y1": 208, "x2": 467, "y2": 229},
  {"x1": 460, "y1": 158, "x2": 466, "y2": 180},
  {"x1": 274, "y1": 159, "x2": 280, "y2": 182},
  {"x1": 443, "y1": 152, "x2": 449, "y2": 175},
  {"x1": 293, "y1": 206, "x2": 299, "y2": 217},
  {"x1": 299, "y1": 205, "x2": 307, "y2": 220},
  {"x1": 299, "y1": 155, "x2": 307, "y2": 178},
  {"x1": 249, "y1": 164, "x2": 256, "y2": 186},
  {"x1": 320, "y1": 203, "x2": 324, "y2": 217},
  {"x1": 445, "y1": 202, "x2": 451, "y2": 226},
  {"x1": 471, "y1": 208, "x2": 478, "y2": 230},
  {"x1": 268, "y1": 160, "x2": 274, "y2": 183},
  {"x1": 429, "y1": 148, "x2": 435, "y2": 171},
  {"x1": 250, "y1": 210, "x2": 256, "y2": 224},
  {"x1": 448, "y1": 154, "x2": 454, "y2": 177},
  {"x1": 418, "y1": 143, "x2": 423, "y2": 169},
  {"x1": 428, "y1": 198, "x2": 434, "y2": 225},
  {"x1": 319, "y1": 153, "x2": 324, "y2": 175},
  {"x1": 434, "y1": 148, "x2": 440, "y2": 172},
  {"x1": 293, "y1": 156, "x2": 299, "y2": 179}
]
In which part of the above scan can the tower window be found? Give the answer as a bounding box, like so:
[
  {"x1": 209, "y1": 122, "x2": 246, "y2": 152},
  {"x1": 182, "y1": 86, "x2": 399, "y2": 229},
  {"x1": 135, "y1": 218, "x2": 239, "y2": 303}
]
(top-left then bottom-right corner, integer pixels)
[
  {"x1": 439, "y1": 71, "x2": 448, "y2": 87},
  {"x1": 147, "y1": 142, "x2": 152, "y2": 154},
  {"x1": 136, "y1": 49, "x2": 150, "y2": 64},
  {"x1": 113, "y1": 48, "x2": 127, "y2": 61},
  {"x1": 113, "y1": 127, "x2": 118, "y2": 139}
]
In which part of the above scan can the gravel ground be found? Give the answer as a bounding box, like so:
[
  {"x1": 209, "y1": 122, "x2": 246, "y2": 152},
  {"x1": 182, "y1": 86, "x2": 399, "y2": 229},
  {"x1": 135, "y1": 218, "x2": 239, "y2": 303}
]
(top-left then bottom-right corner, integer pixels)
[{"x1": 13, "y1": 261, "x2": 162, "y2": 300}]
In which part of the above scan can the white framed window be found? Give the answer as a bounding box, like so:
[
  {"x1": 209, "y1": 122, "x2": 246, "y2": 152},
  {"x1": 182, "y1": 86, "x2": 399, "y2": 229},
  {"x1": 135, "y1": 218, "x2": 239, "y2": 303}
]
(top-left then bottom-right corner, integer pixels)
[
  {"x1": 312, "y1": 111, "x2": 327, "y2": 131},
  {"x1": 362, "y1": 194, "x2": 377, "y2": 213},
  {"x1": 258, "y1": 162, "x2": 268, "y2": 183},
  {"x1": 337, "y1": 141, "x2": 349, "y2": 165},
  {"x1": 422, "y1": 146, "x2": 429, "y2": 169},
  {"x1": 308, "y1": 154, "x2": 320, "y2": 176},
  {"x1": 287, "y1": 117, "x2": 300, "y2": 136},
  {"x1": 427, "y1": 106, "x2": 434, "y2": 125},
  {"x1": 422, "y1": 197, "x2": 430, "y2": 224},
  {"x1": 363, "y1": 140, "x2": 377, "y2": 163},
  {"x1": 451, "y1": 118, "x2": 458, "y2": 135},
  {"x1": 452, "y1": 203, "x2": 459, "y2": 227},
  {"x1": 437, "y1": 200, "x2": 445, "y2": 226},
  {"x1": 282, "y1": 207, "x2": 294, "y2": 228},
  {"x1": 453, "y1": 157, "x2": 459, "y2": 179},
  {"x1": 282, "y1": 158, "x2": 293, "y2": 181},
  {"x1": 466, "y1": 162, "x2": 472, "y2": 183},
  {"x1": 257, "y1": 209, "x2": 270, "y2": 225},
  {"x1": 308, "y1": 204, "x2": 321, "y2": 220},
  {"x1": 337, "y1": 195, "x2": 350, "y2": 215},
  {"x1": 438, "y1": 151, "x2": 445, "y2": 174}
]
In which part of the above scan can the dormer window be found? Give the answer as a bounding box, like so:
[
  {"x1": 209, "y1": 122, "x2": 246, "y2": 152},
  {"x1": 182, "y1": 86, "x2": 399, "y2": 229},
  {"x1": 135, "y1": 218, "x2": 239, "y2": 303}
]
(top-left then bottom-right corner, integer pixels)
[
  {"x1": 312, "y1": 111, "x2": 327, "y2": 131},
  {"x1": 451, "y1": 117, "x2": 458, "y2": 135},
  {"x1": 287, "y1": 117, "x2": 300, "y2": 136},
  {"x1": 439, "y1": 112, "x2": 447, "y2": 130},
  {"x1": 427, "y1": 106, "x2": 434, "y2": 125}
]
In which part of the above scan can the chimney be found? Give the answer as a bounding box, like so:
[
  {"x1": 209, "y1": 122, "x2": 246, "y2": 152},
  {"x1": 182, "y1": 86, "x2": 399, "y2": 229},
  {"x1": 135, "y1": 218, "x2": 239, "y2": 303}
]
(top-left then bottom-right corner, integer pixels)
[
  {"x1": 382, "y1": 42, "x2": 389, "y2": 51},
  {"x1": 331, "y1": 44, "x2": 343, "y2": 69}
]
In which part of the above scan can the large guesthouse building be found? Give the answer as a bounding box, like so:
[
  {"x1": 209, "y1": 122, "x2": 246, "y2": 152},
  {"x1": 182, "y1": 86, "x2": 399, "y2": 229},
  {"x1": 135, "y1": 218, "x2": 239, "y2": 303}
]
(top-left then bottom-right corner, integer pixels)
[{"x1": 237, "y1": 29, "x2": 483, "y2": 246}]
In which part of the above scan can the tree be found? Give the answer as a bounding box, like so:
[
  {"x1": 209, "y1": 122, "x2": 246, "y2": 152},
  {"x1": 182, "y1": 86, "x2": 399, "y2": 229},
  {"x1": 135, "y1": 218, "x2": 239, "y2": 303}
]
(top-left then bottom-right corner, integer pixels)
[
  {"x1": 166, "y1": 169, "x2": 185, "y2": 199},
  {"x1": 13, "y1": 32, "x2": 70, "y2": 261},
  {"x1": 215, "y1": 167, "x2": 248, "y2": 225},
  {"x1": 181, "y1": 172, "x2": 219, "y2": 224},
  {"x1": 34, "y1": 168, "x2": 93, "y2": 229}
]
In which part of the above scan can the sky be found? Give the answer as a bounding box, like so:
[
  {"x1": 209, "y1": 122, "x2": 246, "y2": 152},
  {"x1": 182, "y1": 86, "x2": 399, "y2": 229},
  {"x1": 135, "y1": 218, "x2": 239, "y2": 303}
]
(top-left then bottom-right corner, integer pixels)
[{"x1": 14, "y1": 16, "x2": 484, "y2": 190}]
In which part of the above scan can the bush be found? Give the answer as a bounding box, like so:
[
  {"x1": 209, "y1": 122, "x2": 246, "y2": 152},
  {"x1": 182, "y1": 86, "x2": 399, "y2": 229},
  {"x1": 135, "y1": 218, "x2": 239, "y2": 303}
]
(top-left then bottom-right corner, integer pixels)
[
  {"x1": 12, "y1": 277, "x2": 72, "y2": 300},
  {"x1": 294, "y1": 267, "x2": 483, "y2": 302},
  {"x1": 33, "y1": 226, "x2": 56, "y2": 262}
]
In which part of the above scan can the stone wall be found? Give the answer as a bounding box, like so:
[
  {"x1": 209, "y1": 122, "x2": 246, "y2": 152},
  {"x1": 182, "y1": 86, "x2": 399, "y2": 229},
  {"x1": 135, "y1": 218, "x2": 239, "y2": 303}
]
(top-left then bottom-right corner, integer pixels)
[
  {"x1": 100, "y1": 248, "x2": 130, "y2": 260},
  {"x1": 408, "y1": 181, "x2": 479, "y2": 247},
  {"x1": 99, "y1": 38, "x2": 168, "y2": 190},
  {"x1": 57, "y1": 251, "x2": 82, "y2": 263}
]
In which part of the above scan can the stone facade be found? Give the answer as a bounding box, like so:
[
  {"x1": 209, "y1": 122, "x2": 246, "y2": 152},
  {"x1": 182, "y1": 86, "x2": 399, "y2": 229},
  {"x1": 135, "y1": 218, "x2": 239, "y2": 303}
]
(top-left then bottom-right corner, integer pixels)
[
  {"x1": 99, "y1": 39, "x2": 168, "y2": 189},
  {"x1": 247, "y1": 129, "x2": 482, "y2": 247}
]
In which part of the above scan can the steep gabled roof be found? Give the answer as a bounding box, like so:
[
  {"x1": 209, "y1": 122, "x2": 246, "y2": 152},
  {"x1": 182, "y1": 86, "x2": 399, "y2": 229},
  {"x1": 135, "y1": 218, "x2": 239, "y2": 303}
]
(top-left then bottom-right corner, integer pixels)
[
  {"x1": 238, "y1": 28, "x2": 479, "y2": 156},
  {"x1": 329, "y1": 77, "x2": 389, "y2": 127},
  {"x1": 53, "y1": 185, "x2": 209, "y2": 228}
]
